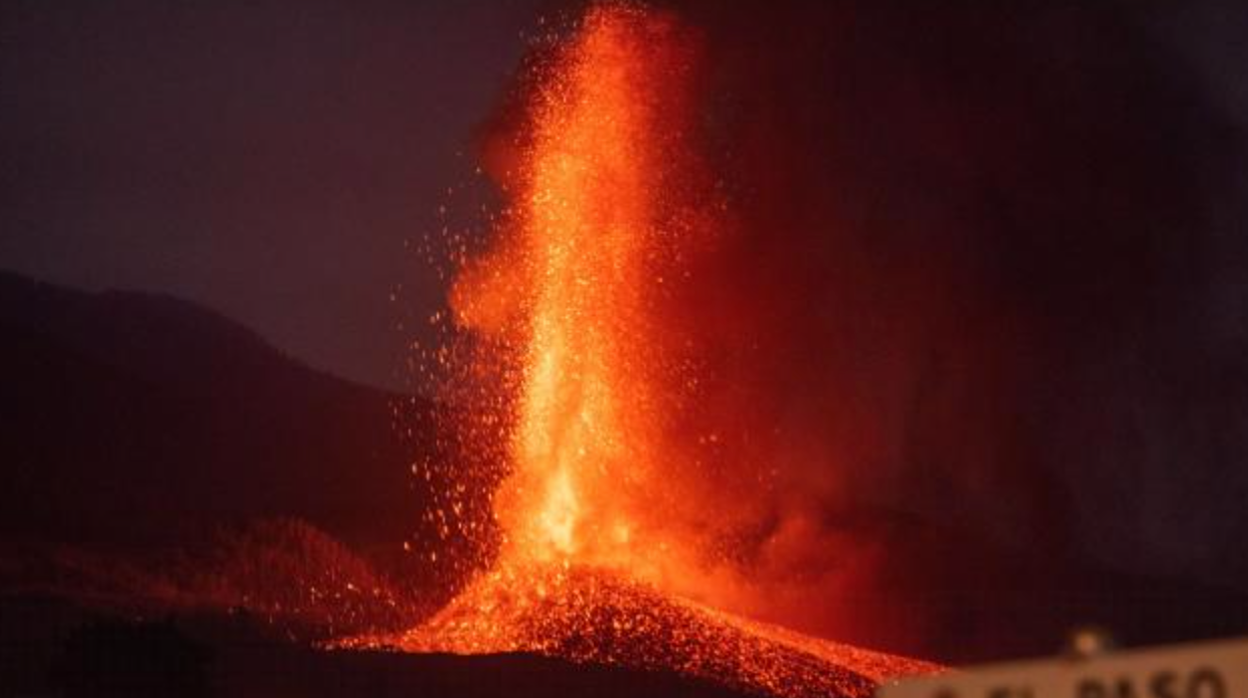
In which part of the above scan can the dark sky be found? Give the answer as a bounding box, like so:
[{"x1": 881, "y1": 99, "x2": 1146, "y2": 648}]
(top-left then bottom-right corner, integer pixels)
[
  {"x1": 1, "y1": 0, "x2": 542, "y2": 389},
  {"x1": 2, "y1": 1, "x2": 1246, "y2": 394}
]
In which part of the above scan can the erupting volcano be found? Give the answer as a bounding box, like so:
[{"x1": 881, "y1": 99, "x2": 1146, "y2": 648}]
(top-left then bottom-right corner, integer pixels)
[
  {"x1": 7, "y1": 1, "x2": 1248, "y2": 696},
  {"x1": 345, "y1": 3, "x2": 938, "y2": 696}
]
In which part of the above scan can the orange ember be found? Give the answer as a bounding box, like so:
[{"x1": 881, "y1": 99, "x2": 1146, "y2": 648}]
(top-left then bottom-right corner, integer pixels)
[
  {"x1": 498, "y1": 2, "x2": 675, "y2": 570},
  {"x1": 450, "y1": 1, "x2": 712, "y2": 584},
  {"x1": 346, "y1": 3, "x2": 940, "y2": 697},
  {"x1": 340, "y1": 564, "x2": 938, "y2": 698}
]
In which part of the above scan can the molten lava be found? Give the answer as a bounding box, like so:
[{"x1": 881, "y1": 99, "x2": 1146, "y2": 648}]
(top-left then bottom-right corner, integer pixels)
[
  {"x1": 450, "y1": 0, "x2": 718, "y2": 587},
  {"x1": 491, "y1": 4, "x2": 678, "y2": 568},
  {"x1": 346, "y1": 3, "x2": 939, "y2": 696}
]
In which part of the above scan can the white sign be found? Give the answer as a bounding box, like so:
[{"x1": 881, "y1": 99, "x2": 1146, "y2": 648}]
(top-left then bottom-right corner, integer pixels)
[{"x1": 878, "y1": 638, "x2": 1248, "y2": 698}]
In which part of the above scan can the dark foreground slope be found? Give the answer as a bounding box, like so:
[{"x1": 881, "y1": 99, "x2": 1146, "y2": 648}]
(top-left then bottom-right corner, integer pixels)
[{"x1": 0, "y1": 594, "x2": 751, "y2": 698}]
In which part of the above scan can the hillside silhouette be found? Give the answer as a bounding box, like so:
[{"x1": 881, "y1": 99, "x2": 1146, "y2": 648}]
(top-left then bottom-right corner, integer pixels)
[{"x1": 0, "y1": 271, "x2": 431, "y2": 551}]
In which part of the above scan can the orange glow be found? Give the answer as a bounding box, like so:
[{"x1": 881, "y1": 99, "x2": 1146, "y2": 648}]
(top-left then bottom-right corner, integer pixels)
[
  {"x1": 344, "y1": 4, "x2": 940, "y2": 696},
  {"x1": 452, "y1": 1, "x2": 707, "y2": 581},
  {"x1": 501, "y1": 0, "x2": 668, "y2": 567}
]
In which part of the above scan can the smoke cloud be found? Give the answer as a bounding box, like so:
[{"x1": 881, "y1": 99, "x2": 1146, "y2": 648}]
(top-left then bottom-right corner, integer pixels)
[{"x1": 463, "y1": 1, "x2": 1248, "y2": 658}]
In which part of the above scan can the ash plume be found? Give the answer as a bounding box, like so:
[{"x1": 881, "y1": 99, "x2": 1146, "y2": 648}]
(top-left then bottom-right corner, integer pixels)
[{"x1": 456, "y1": 0, "x2": 1248, "y2": 658}]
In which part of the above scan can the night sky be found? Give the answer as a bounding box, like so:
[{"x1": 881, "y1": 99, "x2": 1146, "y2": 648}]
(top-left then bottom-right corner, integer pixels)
[
  {"x1": 2, "y1": 2, "x2": 1247, "y2": 391},
  {"x1": 2, "y1": 0, "x2": 543, "y2": 389}
]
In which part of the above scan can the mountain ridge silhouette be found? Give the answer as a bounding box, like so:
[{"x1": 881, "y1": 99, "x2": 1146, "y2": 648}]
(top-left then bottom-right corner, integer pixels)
[{"x1": 0, "y1": 270, "x2": 432, "y2": 550}]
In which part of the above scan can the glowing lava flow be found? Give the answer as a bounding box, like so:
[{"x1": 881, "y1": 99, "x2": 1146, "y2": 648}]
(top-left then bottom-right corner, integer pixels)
[{"x1": 344, "y1": 4, "x2": 940, "y2": 697}]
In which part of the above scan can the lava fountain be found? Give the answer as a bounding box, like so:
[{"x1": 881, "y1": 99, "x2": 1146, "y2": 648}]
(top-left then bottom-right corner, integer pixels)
[
  {"x1": 445, "y1": 0, "x2": 724, "y2": 598},
  {"x1": 346, "y1": 4, "x2": 938, "y2": 696},
  {"x1": 476, "y1": 2, "x2": 691, "y2": 572}
]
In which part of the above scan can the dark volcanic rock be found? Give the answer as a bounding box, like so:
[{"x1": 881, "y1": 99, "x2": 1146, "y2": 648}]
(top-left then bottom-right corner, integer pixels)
[{"x1": 1, "y1": 594, "x2": 753, "y2": 698}]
